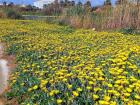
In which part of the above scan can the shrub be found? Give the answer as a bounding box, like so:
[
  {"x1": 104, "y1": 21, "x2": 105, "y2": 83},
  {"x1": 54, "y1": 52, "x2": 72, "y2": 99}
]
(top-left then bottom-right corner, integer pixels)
[
  {"x1": 120, "y1": 27, "x2": 135, "y2": 34},
  {"x1": 120, "y1": 27, "x2": 140, "y2": 35},
  {"x1": 5, "y1": 9, "x2": 24, "y2": 19}
]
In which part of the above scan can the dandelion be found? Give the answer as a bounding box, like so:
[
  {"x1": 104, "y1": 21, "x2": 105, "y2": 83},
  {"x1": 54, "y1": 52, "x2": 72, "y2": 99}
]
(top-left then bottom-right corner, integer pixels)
[
  {"x1": 33, "y1": 85, "x2": 38, "y2": 90},
  {"x1": 57, "y1": 99, "x2": 63, "y2": 104},
  {"x1": 104, "y1": 96, "x2": 110, "y2": 101},
  {"x1": 126, "y1": 88, "x2": 132, "y2": 93},
  {"x1": 72, "y1": 91, "x2": 79, "y2": 97},
  {"x1": 93, "y1": 94, "x2": 99, "y2": 100},
  {"x1": 99, "y1": 100, "x2": 109, "y2": 105},
  {"x1": 28, "y1": 88, "x2": 32, "y2": 92},
  {"x1": 77, "y1": 88, "x2": 82, "y2": 92},
  {"x1": 49, "y1": 91, "x2": 55, "y2": 96},
  {"x1": 68, "y1": 85, "x2": 72, "y2": 89},
  {"x1": 124, "y1": 93, "x2": 130, "y2": 97},
  {"x1": 89, "y1": 81, "x2": 94, "y2": 85},
  {"x1": 86, "y1": 86, "x2": 92, "y2": 90},
  {"x1": 108, "y1": 84, "x2": 113, "y2": 88},
  {"x1": 135, "y1": 94, "x2": 140, "y2": 99}
]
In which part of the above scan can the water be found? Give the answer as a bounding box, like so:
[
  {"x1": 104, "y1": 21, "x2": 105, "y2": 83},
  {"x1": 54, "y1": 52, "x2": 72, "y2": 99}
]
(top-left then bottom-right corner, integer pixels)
[
  {"x1": 0, "y1": 45, "x2": 3, "y2": 58},
  {"x1": 0, "y1": 59, "x2": 9, "y2": 95},
  {"x1": 0, "y1": 44, "x2": 9, "y2": 105}
]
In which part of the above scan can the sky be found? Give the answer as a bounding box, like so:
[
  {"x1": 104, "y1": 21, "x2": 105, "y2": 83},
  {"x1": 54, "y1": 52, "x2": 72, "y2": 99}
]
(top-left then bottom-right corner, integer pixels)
[{"x1": 0, "y1": 0, "x2": 117, "y2": 8}]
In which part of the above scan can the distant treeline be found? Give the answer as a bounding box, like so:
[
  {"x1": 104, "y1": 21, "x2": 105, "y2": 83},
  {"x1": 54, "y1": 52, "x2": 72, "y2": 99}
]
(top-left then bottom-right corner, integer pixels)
[
  {"x1": 0, "y1": 0, "x2": 140, "y2": 31},
  {"x1": 0, "y1": 0, "x2": 122, "y2": 16}
]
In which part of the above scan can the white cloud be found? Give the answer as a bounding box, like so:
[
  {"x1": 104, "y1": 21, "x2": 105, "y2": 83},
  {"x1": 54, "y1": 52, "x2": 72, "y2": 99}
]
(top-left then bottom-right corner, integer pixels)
[{"x1": 34, "y1": 0, "x2": 54, "y2": 8}]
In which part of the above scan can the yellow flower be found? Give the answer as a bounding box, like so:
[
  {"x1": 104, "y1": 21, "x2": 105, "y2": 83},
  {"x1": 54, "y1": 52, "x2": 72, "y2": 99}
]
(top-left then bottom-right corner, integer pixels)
[
  {"x1": 57, "y1": 99, "x2": 62, "y2": 104},
  {"x1": 72, "y1": 91, "x2": 79, "y2": 97},
  {"x1": 86, "y1": 86, "x2": 92, "y2": 90},
  {"x1": 124, "y1": 93, "x2": 130, "y2": 97},
  {"x1": 104, "y1": 96, "x2": 110, "y2": 101},
  {"x1": 89, "y1": 81, "x2": 94, "y2": 85},
  {"x1": 99, "y1": 100, "x2": 109, "y2": 105},
  {"x1": 77, "y1": 88, "x2": 82, "y2": 92},
  {"x1": 126, "y1": 88, "x2": 132, "y2": 93},
  {"x1": 134, "y1": 100, "x2": 140, "y2": 105},
  {"x1": 62, "y1": 78, "x2": 67, "y2": 82},
  {"x1": 108, "y1": 90, "x2": 113, "y2": 93},
  {"x1": 108, "y1": 84, "x2": 113, "y2": 88},
  {"x1": 28, "y1": 88, "x2": 32, "y2": 92},
  {"x1": 94, "y1": 88, "x2": 101, "y2": 92},
  {"x1": 66, "y1": 84, "x2": 71, "y2": 89},
  {"x1": 123, "y1": 98, "x2": 129, "y2": 102},
  {"x1": 33, "y1": 85, "x2": 38, "y2": 90},
  {"x1": 135, "y1": 94, "x2": 140, "y2": 99},
  {"x1": 54, "y1": 90, "x2": 60, "y2": 94},
  {"x1": 93, "y1": 94, "x2": 99, "y2": 100},
  {"x1": 21, "y1": 83, "x2": 25, "y2": 86},
  {"x1": 114, "y1": 92, "x2": 120, "y2": 97},
  {"x1": 110, "y1": 101, "x2": 117, "y2": 105},
  {"x1": 49, "y1": 91, "x2": 55, "y2": 96}
]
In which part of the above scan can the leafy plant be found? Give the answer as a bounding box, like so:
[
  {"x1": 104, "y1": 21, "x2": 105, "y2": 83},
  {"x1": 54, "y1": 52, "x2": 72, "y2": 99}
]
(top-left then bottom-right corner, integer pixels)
[{"x1": 5, "y1": 9, "x2": 24, "y2": 19}]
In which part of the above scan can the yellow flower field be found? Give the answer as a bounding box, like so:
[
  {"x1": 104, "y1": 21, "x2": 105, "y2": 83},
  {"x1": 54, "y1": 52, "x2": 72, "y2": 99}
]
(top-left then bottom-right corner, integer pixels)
[{"x1": 0, "y1": 19, "x2": 140, "y2": 105}]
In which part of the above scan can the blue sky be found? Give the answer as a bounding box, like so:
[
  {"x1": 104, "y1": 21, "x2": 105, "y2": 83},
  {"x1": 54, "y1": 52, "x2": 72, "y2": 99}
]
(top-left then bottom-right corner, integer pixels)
[
  {"x1": 0, "y1": 0, "x2": 117, "y2": 7},
  {"x1": 0, "y1": 0, "x2": 35, "y2": 5}
]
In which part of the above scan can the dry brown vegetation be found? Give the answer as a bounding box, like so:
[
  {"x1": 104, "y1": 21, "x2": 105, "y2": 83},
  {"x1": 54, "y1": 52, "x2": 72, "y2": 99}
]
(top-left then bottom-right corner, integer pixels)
[
  {"x1": 104, "y1": 4, "x2": 140, "y2": 30},
  {"x1": 59, "y1": 1, "x2": 140, "y2": 31}
]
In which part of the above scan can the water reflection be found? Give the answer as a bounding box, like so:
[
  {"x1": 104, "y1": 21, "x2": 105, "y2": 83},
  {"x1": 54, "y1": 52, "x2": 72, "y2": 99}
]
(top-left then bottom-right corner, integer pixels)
[{"x1": 0, "y1": 59, "x2": 9, "y2": 95}]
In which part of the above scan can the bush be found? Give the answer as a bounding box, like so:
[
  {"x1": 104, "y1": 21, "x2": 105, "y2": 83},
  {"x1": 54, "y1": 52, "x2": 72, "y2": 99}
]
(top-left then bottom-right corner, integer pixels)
[
  {"x1": 5, "y1": 9, "x2": 24, "y2": 19},
  {"x1": 120, "y1": 27, "x2": 135, "y2": 34},
  {"x1": 120, "y1": 27, "x2": 140, "y2": 35}
]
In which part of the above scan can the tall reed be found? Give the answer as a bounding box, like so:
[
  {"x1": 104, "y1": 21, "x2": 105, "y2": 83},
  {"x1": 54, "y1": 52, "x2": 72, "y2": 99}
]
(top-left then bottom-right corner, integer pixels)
[{"x1": 59, "y1": 2, "x2": 140, "y2": 30}]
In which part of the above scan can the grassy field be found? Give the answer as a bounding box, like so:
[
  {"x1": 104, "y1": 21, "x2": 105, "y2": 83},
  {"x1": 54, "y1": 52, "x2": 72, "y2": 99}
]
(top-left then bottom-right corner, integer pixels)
[{"x1": 0, "y1": 19, "x2": 140, "y2": 105}]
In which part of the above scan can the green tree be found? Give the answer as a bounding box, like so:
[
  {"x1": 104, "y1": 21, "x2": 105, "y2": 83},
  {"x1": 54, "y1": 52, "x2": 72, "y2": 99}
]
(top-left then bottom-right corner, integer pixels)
[
  {"x1": 8, "y1": 2, "x2": 14, "y2": 7},
  {"x1": 104, "y1": 0, "x2": 111, "y2": 5},
  {"x1": 77, "y1": 1, "x2": 83, "y2": 6},
  {"x1": 3, "y1": 1, "x2": 7, "y2": 8},
  {"x1": 60, "y1": 0, "x2": 65, "y2": 7},
  {"x1": 84, "y1": 0, "x2": 92, "y2": 13},
  {"x1": 84, "y1": 0, "x2": 91, "y2": 7}
]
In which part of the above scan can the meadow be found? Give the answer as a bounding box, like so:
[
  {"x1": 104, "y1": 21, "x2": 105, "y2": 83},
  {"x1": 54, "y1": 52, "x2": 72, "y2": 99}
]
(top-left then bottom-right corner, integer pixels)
[{"x1": 0, "y1": 19, "x2": 140, "y2": 105}]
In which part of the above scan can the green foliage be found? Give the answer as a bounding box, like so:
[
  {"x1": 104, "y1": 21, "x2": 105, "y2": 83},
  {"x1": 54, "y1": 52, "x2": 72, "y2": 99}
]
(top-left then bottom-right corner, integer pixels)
[
  {"x1": 5, "y1": 9, "x2": 24, "y2": 19},
  {"x1": 120, "y1": 28, "x2": 134, "y2": 34},
  {"x1": 120, "y1": 28, "x2": 140, "y2": 35},
  {"x1": 66, "y1": 6, "x2": 85, "y2": 16}
]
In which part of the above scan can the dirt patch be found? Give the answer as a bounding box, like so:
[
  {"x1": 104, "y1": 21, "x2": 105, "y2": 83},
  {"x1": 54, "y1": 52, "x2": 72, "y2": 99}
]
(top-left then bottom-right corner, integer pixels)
[{"x1": 0, "y1": 99, "x2": 4, "y2": 105}]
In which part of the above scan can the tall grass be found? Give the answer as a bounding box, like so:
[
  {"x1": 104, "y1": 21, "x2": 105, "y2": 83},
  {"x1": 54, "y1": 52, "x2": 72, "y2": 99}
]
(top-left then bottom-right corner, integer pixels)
[
  {"x1": 59, "y1": 6, "x2": 93, "y2": 29},
  {"x1": 59, "y1": 3, "x2": 140, "y2": 31},
  {"x1": 105, "y1": 4, "x2": 140, "y2": 30},
  {"x1": 0, "y1": 8, "x2": 23, "y2": 19}
]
